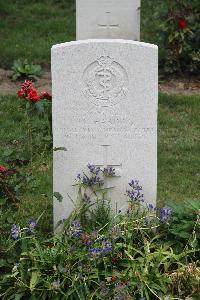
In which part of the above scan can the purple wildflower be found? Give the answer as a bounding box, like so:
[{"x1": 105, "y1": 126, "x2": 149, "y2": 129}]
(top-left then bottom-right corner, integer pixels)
[
  {"x1": 82, "y1": 174, "x2": 103, "y2": 187},
  {"x1": 128, "y1": 179, "x2": 141, "y2": 189},
  {"x1": 89, "y1": 239, "x2": 112, "y2": 257},
  {"x1": 89, "y1": 247, "x2": 101, "y2": 256},
  {"x1": 159, "y1": 207, "x2": 173, "y2": 222},
  {"x1": 148, "y1": 204, "x2": 156, "y2": 212},
  {"x1": 126, "y1": 189, "x2": 144, "y2": 202},
  {"x1": 87, "y1": 164, "x2": 101, "y2": 175},
  {"x1": 68, "y1": 220, "x2": 83, "y2": 237},
  {"x1": 82, "y1": 175, "x2": 88, "y2": 184},
  {"x1": 126, "y1": 178, "x2": 144, "y2": 202},
  {"x1": 11, "y1": 224, "x2": 20, "y2": 240},
  {"x1": 27, "y1": 218, "x2": 37, "y2": 233},
  {"x1": 101, "y1": 239, "x2": 112, "y2": 253}
]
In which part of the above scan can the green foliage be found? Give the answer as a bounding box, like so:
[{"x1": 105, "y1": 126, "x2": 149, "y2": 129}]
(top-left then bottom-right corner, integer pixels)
[
  {"x1": 11, "y1": 59, "x2": 42, "y2": 80},
  {"x1": 167, "y1": 199, "x2": 200, "y2": 244}
]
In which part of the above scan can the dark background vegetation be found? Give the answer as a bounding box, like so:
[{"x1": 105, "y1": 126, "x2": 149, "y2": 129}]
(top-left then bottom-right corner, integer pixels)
[{"x1": 1, "y1": 0, "x2": 199, "y2": 72}]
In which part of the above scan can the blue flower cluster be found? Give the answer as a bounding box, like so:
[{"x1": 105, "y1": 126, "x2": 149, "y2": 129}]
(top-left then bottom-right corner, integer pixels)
[
  {"x1": 11, "y1": 218, "x2": 37, "y2": 240},
  {"x1": 87, "y1": 163, "x2": 101, "y2": 175},
  {"x1": 159, "y1": 207, "x2": 173, "y2": 222},
  {"x1": 148, "y1": 203, "x2": 156, "y2": 212},
  {"x1": 77, "y1": 164, "x2": 117, "y2": 187},
  {"x1": 77, "y1": 164, "x2": 104, "y2": 187},
  {"x1": 126, "y1": 179, "x2": 144, "y2": 202},
  {"x1": 11, "y1": 224, "x2": 20, "y2": 240},
  {"x1": 68, "y1": 220, "x2": 83, "y2": 237},
  {"x1": 82, "y1": 174, "x2": 103, "y2": 186},
  {"x1": 89, "y1": 239, "x2": 112, "y2": 257}
]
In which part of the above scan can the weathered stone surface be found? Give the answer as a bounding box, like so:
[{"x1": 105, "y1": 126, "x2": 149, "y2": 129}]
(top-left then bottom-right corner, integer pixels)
[
  {"x1": 76, "y1": 0, "x2": 141, "y2": 40},
  {"x1": 52, "y1": 40, "x2": 158, "y2": 226}
]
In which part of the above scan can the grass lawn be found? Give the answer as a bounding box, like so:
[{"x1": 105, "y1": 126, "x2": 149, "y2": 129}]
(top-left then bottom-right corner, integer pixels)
[
  {"x1": 158, "y1": 93, "x2": 200, "y2": 205},
  {"x1": 0, "y1": 0, "x2": 76, "y2": 68},
  {"x1": 0, "y1": 93, "x2": 199, "y2": 234}
]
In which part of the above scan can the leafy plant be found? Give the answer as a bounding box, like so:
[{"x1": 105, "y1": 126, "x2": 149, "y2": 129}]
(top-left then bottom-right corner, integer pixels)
[
  {"x1": 142, "y1": 0, "x2": 200, "y2": 74},
  {"x1": 11, "y1": 59, "x2": 42, "y2": 80},
  {"x1": 166, "y1": 199, "x2": 200, "y2": 256}
]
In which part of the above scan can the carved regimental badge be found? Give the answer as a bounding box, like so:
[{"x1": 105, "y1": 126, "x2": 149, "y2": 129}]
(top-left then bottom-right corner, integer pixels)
[{"x1": 83, "y1": 56, "x2": 128, "y2": 107}]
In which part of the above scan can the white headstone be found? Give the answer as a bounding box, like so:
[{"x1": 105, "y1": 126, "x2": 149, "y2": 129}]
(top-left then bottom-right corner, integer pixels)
[
  {"x1": 76, "y1": 0, "x2": 141, "y2": 40},
  {"x1": 52, "y1": 40, "x2": 158, "y2": 226}
]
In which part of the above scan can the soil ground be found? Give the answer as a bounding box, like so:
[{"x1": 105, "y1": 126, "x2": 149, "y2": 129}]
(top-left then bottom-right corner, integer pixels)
[{"x1": 0, "y1": 68, "x2": 199, "y2": 95}]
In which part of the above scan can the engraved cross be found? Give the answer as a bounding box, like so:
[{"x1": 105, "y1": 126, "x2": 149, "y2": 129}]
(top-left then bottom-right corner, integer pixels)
[
  {"x1": 94, "y1": 145, "x2": 122, "y2": 188},
  {"x1": 98, "y1": 12, "x2": 119, "y2": 37}
]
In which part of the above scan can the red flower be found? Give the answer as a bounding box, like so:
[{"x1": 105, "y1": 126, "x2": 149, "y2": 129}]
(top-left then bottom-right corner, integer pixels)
[
  {"x1": 17, "y1": 80, "x2": 50, "y2": 103},
  {"x1": 111, "y1": 276, "x2": 117, "y2": 281},
  {"x1": 21, "y1": 80, "x2": 33, "y2": 92},
  {"x1": 27, "y1": 89, "x2": 40, "y2": 101},
  {"x1": 17, "y1": 89, "x2": 24, "y2": 98},
  {"x1": 0, "y1": 165, "x2": 7, "y2": 173},
  {"x1": 178, "y1": 18, "x2": 187, "y2": 29},
  {"x1": 17, "y1": 80, "x2": 33, "y2": 99},
  {"x1": 40, "y1": 91, "x2": 52, "y2": 101}
]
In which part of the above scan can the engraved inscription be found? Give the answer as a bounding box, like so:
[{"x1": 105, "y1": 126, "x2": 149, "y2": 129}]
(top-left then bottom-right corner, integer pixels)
[
  {"x1": 55, "y1": 128, "x2": 155, "y2": 141},
  {"x1": 83, "y1": 56, "x2": 128, "y2": 107}
]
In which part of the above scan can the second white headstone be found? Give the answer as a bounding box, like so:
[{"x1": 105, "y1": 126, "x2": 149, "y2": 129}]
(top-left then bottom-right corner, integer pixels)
[
  {"x1": 52, "y1": 39, "x2": 158, "y2": 226},
  {"x1": 76, "y1": 0, "x2": 141, "y2": 40}
]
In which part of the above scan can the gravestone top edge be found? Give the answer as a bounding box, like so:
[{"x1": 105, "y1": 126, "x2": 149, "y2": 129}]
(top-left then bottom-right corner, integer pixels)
[{"x1": 51, "y1": 39, "x2": 158, "y2": 51}]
